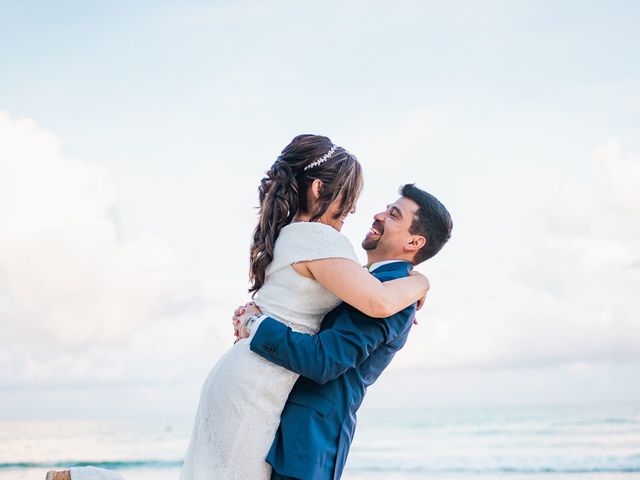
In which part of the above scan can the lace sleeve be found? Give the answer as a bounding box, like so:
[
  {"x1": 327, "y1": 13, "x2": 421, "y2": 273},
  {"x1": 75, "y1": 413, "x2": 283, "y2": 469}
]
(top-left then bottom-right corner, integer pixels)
[{"x1": 266, "y1": 222, "x2": 358, "y2": 275}]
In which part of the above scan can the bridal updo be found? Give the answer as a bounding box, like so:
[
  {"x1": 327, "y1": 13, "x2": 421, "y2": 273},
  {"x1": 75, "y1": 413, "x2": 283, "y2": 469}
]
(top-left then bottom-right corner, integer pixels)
[{"x1": 249, "y1": 134, "x2": 362, "y2": 294}]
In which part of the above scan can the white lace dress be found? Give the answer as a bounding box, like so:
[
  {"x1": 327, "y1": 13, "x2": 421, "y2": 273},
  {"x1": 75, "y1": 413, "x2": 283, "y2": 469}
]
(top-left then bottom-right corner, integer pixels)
[{"x1": 70, "y1": 222, "x2": 358, "y2": 480}]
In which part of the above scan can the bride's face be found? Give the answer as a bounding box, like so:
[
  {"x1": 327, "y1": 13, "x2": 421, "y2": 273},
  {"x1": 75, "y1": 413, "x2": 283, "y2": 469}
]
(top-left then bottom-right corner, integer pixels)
[
  {"x1": 305, "y1": 179, "x2": 358, "y2": 232},
  {"x1": 318, "y1": 194, "x2": 356, "y2": 232}
]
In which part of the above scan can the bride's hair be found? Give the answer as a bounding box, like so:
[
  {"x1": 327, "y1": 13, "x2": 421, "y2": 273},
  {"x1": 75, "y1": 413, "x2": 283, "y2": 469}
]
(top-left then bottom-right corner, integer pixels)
[{"x1": 249, "y1": 134, "x2": 363, "y2": 294}]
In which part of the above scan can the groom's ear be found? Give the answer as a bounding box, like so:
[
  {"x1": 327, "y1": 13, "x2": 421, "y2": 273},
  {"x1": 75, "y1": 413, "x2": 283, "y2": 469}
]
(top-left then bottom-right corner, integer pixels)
[{"x1": 405, "y1": 235, "x2": 426, "y2": 253}]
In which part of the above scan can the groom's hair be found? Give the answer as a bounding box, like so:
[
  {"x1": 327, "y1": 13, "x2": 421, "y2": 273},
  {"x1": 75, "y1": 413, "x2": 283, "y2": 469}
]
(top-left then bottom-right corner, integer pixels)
[{"x1": 400, "y1": 184, "x2": 452, "y2": 264}]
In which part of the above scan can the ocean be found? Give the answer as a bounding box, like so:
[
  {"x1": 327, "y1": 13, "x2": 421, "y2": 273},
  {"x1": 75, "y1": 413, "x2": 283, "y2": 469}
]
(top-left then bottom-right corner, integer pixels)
[{"x1": 1, "y1": 402, "x2": 639, "y2": 480}]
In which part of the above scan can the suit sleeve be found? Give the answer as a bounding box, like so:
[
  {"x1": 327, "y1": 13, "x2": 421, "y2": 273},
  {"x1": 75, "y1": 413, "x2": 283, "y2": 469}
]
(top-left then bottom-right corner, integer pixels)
[{"x1": 249, "y1": 302, "x2": 415, "y2": 385}]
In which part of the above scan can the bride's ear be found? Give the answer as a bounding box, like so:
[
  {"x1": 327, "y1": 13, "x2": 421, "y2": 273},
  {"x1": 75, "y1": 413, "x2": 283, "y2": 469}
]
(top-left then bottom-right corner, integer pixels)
[{"x1": 310, "y1": 179, "x2": 323, "y2": 200}]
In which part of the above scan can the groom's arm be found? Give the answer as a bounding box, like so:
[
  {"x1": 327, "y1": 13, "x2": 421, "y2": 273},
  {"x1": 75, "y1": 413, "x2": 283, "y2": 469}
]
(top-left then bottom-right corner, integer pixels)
[{"x1": 248, "y1": 303, "x2": 415, "y2": 384}]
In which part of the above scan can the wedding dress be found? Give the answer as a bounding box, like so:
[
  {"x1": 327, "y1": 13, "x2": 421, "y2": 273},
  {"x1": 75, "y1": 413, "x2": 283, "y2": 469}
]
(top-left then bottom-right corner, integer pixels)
[{"x1": 70, "y1": 221, "x2": 358, "y2": 480}]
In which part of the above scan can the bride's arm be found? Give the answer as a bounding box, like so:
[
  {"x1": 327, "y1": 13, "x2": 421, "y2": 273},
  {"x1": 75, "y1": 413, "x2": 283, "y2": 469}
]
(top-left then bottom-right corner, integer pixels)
[{"x1": 296, "y1": 258, "x2": 429, "y2": 318}]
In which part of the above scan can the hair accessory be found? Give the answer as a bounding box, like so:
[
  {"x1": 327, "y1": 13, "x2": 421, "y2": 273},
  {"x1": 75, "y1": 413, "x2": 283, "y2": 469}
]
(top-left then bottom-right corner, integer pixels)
[{"x1": 304, "y1": 144, "x2": 338, "y2": 171}]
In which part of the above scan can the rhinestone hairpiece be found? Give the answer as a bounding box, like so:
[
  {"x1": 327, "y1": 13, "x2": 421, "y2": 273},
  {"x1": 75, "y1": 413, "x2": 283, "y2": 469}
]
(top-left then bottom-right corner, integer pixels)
[{"x1": 304, "y1": 144, "x2": 338, "y2": 171}]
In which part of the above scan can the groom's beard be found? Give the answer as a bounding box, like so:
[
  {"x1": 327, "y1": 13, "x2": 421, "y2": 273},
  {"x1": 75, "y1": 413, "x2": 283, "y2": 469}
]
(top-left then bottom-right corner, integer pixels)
[
  {"x1": 362, "y1": 221, "x2": 384, "y2": 250},
  {"x1": 362, "y1": 236, "x2": 379, "y2": 250}
]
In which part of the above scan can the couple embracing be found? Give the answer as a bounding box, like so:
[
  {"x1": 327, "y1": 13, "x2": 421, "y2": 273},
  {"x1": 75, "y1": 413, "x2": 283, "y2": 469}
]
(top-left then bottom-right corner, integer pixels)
[{"x1": 50, "y1": 134, "x2": 452, "y2": 480}]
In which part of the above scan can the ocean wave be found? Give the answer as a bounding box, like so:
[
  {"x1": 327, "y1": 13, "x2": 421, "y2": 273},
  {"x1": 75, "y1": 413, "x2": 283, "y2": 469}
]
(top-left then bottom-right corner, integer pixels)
[
  {"x1": 0, "y1": 460, "x2": 182, "y2": 470},
  {"x1": 347, "y1": 454, "x2": 640, "y2": 474},
  {"x1": 351, "y1": 465, "x2": 640, "y2": 474},
  {"x1": 553, "y1": 417, "x2": 640, "y2": 426},
  {"x1": 3, "y1": 456, "x2": 640, "y2": 474}
]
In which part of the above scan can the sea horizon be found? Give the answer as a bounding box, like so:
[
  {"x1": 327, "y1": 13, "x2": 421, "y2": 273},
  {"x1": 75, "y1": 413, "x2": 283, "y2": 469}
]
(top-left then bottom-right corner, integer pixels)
[{"x1": 2, "y1": 401, "x2": 639, "y2": 480}]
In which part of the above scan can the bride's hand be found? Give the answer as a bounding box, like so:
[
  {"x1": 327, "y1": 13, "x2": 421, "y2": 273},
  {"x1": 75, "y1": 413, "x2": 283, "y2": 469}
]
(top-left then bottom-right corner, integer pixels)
[
  {"x1": 409, "y1": 270, "x2": 429, "y2": 307},
  {"x1": 408, "y1": 270, "x2": 429, "y2": 324}
]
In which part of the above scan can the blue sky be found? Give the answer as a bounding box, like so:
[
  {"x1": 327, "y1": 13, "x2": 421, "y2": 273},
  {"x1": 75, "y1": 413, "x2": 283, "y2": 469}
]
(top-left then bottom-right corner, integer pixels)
[{"x1": 1, "y1": 0, "x2": 639, "y2": 418}]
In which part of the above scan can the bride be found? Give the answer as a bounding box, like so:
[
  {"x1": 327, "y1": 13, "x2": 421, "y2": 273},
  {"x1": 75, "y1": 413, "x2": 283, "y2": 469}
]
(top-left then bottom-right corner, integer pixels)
[{"x1": 50, "y1": 134, "x2": 428, "y2": 480}]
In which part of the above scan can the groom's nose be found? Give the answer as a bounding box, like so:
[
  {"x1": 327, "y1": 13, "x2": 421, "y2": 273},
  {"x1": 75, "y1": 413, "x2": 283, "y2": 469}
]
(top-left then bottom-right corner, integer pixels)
[{"x1": 373, "y1": 211, "x2": 385, "y2": 222}]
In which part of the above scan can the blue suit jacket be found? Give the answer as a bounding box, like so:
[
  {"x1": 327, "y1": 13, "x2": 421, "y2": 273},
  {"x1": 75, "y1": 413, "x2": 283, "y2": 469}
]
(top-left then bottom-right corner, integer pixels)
[{"x1": 249, "y1": 261, "x2": 416, "y2": 480}]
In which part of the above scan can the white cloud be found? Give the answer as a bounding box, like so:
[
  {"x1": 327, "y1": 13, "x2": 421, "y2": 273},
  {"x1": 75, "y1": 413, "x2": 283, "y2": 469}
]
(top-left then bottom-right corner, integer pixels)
[
  {"x1": 1, "y1": 108, "x2": 639, "y2": 415},
  {"x1": 392, "y1": 139, "x2": 640, "y2": 371},
  {"x1": 517, "y1": 140, "x2": 640, "y2": 362},
  {"x1": 594, "y1": 140, "x2": 640, "y2": 212},
  {"x1": 0, "y1": 111, "x2": 202, "y2": 360}
]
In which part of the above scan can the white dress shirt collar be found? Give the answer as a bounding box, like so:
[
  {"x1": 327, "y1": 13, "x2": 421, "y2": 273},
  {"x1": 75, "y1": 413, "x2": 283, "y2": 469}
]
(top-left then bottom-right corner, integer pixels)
[{"x1": 368, "y1": 259, "x2": 408, "y2": 272}]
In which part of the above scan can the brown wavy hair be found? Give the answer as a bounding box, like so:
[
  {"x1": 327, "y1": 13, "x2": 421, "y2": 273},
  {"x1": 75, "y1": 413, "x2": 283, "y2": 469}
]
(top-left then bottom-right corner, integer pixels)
[{"x1": 249, "y1": 134, "x2": 363, "y2": 294}]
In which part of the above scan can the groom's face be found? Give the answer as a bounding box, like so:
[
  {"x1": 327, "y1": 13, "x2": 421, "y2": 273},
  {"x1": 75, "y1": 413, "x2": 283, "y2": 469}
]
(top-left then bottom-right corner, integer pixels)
[{"x1": 362, "y1": 196, "x2": 419, "y2": 258}]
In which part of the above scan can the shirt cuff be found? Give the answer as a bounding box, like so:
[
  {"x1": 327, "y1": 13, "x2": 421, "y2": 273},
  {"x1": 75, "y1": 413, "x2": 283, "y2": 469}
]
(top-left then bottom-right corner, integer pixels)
[{"x1": 247, "y1": 314, "x2": 268, "y2": 343}]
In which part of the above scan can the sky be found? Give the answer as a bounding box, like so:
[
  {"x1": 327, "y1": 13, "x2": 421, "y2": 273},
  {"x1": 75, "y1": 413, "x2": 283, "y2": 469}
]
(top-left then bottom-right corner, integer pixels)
[{"x1": 1, "y1": 0, "x2": 639, "y2": 419}]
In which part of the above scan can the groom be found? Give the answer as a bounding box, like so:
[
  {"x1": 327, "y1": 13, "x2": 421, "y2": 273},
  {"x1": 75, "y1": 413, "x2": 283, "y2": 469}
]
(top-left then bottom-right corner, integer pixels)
[{"x1": 234, "y1": 183, "x2": 452, "y2": 480}]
